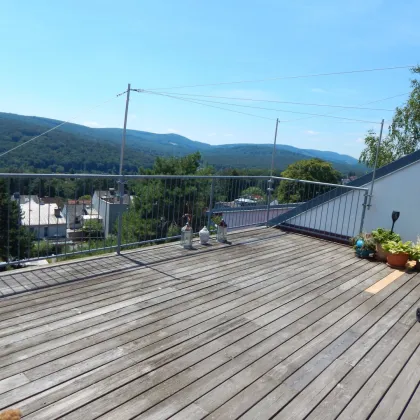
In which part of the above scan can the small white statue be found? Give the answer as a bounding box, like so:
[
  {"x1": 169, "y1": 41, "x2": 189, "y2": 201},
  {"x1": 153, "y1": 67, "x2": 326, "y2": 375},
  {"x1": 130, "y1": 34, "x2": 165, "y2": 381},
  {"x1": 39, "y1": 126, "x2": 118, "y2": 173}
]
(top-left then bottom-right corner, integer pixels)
[{"x1": 199, "y1": 226, "x2": 210, "y2": 244}]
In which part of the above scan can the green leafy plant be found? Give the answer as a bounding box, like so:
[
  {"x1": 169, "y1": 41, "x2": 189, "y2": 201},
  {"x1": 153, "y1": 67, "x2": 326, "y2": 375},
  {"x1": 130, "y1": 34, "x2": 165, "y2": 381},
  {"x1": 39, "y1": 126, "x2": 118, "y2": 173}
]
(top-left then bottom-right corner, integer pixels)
[
  {"x1": 409, "y1": 245, "x2": 420, "y2": 261},
  {"x1": 371, "y1": 228, "x2": 401, "y2": 244},
  {"x1": 409, "y1": 238, "x2": 420, "y2": 261},
  {"x1": 82, "y1": 219, "x2": 104, "y2": 239},
  {"x1": 350, "y1": 233, "x2": 376, "y2": 252},
  {"x1": 382, "y1": 240, "x2": 412, "y2": 255},
  {"x1": 209, "y1": 215, "x2": 222, "y2": 234}
]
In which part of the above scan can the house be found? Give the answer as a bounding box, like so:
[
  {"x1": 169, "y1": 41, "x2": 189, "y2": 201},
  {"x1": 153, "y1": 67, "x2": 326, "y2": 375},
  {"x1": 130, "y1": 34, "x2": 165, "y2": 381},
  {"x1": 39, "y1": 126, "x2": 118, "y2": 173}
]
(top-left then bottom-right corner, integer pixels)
[
  {"x1": 12, "y1": 194, "x2": 67, "y2": 239},
  {"x1": 269, "y1": 149, "x2": 420, "y2": 242},
  {"x1": 92, "y1": 189, "x2": 132, "y2": 237},
  {"x1": 62, "y1": 200, "x2": 97, "y2": 230}
]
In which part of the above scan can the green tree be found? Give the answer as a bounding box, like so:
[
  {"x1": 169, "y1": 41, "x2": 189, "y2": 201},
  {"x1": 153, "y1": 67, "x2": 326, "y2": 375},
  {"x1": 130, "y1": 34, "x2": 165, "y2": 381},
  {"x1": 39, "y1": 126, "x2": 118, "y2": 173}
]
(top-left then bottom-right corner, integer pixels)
[
  {"x1": 82, "y1": 219, "x2": 104, "y2": 239},
  {"x1": 240, "y1": 186, "x2": 266, "y2": 202},
  {"x1": 360, "y1": 66, "x2": 420, "y2": 168},
  {"x1": 78, "y1": 194, "x2": 92, "y2": 201},
  {"x1": 0, "y1": 180, "x2": 33, "y2": 262},
  {"x1": 359, "y1": 130, "x2": 397, "y2": 168},
  {"x1": 122, "y1": 152, "x2": 212, "y2": 244},
  {"x1": 276, "y1": 158, "x2": 341, "y2": 203}
]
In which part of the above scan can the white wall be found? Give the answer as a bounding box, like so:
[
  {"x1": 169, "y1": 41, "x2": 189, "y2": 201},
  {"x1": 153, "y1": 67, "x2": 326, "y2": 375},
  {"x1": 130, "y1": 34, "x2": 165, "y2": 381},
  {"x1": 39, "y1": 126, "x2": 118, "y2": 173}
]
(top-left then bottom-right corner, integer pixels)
[
  {"x1": 31, "y1": 224, "x2": 67, "y2": 239},
  {"x1": 362, "y1": 162, "x2": 420, "y2": 242},
  {"x1": 281, "y1": 160, "x2": 420, "y2": 242}
]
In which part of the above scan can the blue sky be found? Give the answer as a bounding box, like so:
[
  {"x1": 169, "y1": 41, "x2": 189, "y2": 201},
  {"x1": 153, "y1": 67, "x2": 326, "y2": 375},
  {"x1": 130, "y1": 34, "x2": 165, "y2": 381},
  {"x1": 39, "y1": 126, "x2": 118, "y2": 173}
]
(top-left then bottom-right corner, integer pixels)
[{"x1": 0, "y1": 0, "x2": 418, "y2": 158}]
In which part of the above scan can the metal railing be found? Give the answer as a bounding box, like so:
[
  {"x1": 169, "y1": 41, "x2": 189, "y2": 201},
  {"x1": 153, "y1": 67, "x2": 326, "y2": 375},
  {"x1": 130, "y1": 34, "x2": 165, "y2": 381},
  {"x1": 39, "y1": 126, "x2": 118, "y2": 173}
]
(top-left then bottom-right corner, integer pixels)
[
  {"x1": 267, "y1": 176, "x2": 369, "y2": 241},
  {"x1": 0, "y1": 173, "x2": 368, "y2": 267}
]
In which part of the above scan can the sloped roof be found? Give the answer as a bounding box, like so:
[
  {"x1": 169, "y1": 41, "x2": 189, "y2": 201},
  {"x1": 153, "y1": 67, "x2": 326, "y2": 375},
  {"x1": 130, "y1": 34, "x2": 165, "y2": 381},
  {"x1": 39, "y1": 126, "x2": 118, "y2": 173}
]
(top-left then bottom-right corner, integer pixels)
[
  {"x1": 346, "y1": 148, "x2": 420, "y2": 188},
  {"x1": 20, "y1": 198, "x2": 66, "y2": 227},
  {"x1": 269, "y1": 148, "x2": 420, "y2": 227}
]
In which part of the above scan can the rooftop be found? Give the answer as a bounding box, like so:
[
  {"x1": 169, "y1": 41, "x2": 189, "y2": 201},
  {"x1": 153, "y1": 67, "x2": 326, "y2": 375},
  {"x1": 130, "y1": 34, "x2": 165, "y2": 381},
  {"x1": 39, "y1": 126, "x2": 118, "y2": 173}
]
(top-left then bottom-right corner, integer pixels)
[
  {"x1": 95, "y1": 190, "x2": 132, "y2": 205},
  {"x1": 19, "y1": 196, "x2": 66, "y2": 227},
  {"x1": 0, "y1": 228, "x2": 419, "y2": 419}
]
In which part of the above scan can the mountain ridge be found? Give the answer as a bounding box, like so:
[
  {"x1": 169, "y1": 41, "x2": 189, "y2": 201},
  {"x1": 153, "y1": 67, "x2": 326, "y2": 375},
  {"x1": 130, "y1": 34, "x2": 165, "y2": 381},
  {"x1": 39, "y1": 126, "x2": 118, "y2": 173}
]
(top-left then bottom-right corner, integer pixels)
[{"x1": 0, "y1": 112, "x2": 366, "y2": 174}]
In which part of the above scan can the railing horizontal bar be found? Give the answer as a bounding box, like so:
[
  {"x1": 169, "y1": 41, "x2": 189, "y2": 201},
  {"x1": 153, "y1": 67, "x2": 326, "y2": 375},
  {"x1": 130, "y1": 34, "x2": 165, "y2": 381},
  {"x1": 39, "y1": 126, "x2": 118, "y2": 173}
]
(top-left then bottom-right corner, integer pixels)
[
  {"x1": 0, "y1": 245, "x2": 117, "y2": 268},
  {"x1": 271, "y1": 176, "x2": 368, "y2": 191},
  {"x1": 0, "y1": 173, "x2": 271, "y2": 180}
]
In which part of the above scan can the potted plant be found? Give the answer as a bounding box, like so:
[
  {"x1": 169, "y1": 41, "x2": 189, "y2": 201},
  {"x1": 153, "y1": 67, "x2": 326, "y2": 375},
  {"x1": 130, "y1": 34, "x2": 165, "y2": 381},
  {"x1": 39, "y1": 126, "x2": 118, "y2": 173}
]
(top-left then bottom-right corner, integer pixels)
[
  {"x1": 409, "y1": 241, "x2": 420, "y2": 271},
  {"x1": 371, "y1": 228, "x2": 401, "y2": 261},
  {"x1": 382, "y1": 240, "x2": 412, "y2": 268},
  {"x1": 350, "y1": 233, "x2": 376, "y2": 258}
]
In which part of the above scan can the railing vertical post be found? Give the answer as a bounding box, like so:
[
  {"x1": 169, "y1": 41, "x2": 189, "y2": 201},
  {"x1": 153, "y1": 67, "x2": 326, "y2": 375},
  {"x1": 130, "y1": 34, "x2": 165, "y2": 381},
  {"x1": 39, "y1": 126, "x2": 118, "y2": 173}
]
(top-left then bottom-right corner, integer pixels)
[
  {"x1": 207, "y1": 178, "x2": 215, "y2": 228},
  {"x1": 266, "y1": 178, "x2": 273, "y2": 226},
  {"x1": 359, "y1": 190, "x2": 369, "y2": 235},
  {"x1": 116, "y1": 84, "x2": 131, "y2": 255},
  {"x1": 6, "y1": 178, "x2": 11, "y2": 265},
  {"x1": 367, "y1": 118, "x2": 384, "y2": 209},
  {"x1": 116, "y1": 179, "x2": 125, "y2": 255}
]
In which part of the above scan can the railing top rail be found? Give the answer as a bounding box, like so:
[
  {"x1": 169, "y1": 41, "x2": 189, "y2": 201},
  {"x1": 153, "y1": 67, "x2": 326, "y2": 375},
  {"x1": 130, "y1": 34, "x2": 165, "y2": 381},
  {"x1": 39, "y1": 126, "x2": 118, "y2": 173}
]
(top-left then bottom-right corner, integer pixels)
[
  {"x1": 271, "y1": 175, "x2": 369, "y2": 191},
  {"x1": 0, "y1": 173, "x2": 271, "y2": 180},
  {"x1": 0, "y1": 173, "x2": 367, "y2": 191}
]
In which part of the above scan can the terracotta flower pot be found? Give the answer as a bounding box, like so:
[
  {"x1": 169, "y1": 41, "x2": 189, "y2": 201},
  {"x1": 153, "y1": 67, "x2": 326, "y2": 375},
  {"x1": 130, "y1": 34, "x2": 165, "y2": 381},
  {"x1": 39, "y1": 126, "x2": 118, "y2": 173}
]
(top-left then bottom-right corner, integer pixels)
[
  {"x1": 376, "y1": 243, "x2": 389, "y2": 262},
  {"x1": 387, "y1": 253, "x2": 409, "y2": 268}
]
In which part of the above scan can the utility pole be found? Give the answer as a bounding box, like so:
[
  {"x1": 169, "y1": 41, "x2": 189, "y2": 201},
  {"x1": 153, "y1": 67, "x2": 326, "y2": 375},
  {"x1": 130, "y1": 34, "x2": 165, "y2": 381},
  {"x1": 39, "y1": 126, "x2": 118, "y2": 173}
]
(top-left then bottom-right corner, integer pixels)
[
  {"x1": 119, "y1": 83, "x2": 131, "y2": 176},
  {"x1": 266, "y1": 118, "x2": 279, "y2": 226},
  {"x1": 117, "y1": 83, "x2": 131, "y2": 255},
  {"x1": 367, "y1": 118, "x2": 384, "y2": 209},
  {"x1": 270, "y1": 118, "x2": 279, "y2": 177}
]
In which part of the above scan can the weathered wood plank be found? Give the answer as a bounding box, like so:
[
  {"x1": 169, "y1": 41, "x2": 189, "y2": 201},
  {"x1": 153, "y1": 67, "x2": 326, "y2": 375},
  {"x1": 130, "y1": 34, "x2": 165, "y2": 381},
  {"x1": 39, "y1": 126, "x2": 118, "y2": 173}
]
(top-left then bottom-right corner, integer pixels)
[
  {"x1": 0, "y1": 233, "x2": 298, "y2": 315},
  {"x1": 51, "y1": 267, "x2": 389, "y2": 420},
  {"x1": 369, "y1": 334, "x2": 420, "y2": 419},
  {"x1": 0, "y1": 227, "x2": 284, "y2": 302},
  {"x1": 270, "y1": 281, "x2": 420, "y2": 420},
  {"x1": 3, "y1": 249, "x2": 352, "y2": 390},
  {"x1": 0, "y1": 240, "x2": 321, "y2": 344},
  {"x1": 199, "y1": 270, "x2": 412, "y2": 420},
  {"x1": 337, "y1": 322, "x2": 420, "y2": 419},
  {"x1": 0, "y1": 230, "x2": 388, "y2": 420},
  {"x1": 3, "y1": 256, "x2": 372, "y2": 416},
  {"x1": 0, "y1": 249, "x2": 354, "y2": 404},
  {"x1": 400, "y1": 382, "x2": 420, "y2": 420},
  {"x1": 0, "y1": 241, "x2": 339, "y2": 354},
  {"x1": 305, "y1": 320, "x2": 413, "y2": 420}
]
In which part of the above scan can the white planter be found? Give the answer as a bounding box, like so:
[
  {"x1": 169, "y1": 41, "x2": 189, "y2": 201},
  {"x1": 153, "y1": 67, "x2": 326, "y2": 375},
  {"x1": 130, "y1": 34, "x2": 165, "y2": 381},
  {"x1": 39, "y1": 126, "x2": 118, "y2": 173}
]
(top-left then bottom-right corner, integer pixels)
[{"x1": 199, "y1": 226, "x2": 210, "y2": 244}]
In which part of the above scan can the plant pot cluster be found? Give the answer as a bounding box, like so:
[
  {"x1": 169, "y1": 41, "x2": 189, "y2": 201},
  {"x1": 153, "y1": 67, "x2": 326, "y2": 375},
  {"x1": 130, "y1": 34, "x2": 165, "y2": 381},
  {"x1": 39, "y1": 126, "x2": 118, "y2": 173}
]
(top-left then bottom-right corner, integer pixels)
[
  {"x1": 382, "y1": 240, "x2": 412, "y2": 268},
  {"x1": 352, "y1": 228, "x2": 420, "y2": 269},
  {"x1": 350, "y1": 233, "x2": 375, "y2": 259}
]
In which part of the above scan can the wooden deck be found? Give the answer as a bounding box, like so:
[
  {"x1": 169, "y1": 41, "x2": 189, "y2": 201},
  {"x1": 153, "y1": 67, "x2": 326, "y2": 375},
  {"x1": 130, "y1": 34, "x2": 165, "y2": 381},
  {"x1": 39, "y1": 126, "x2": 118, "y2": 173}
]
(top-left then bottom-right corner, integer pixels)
[{"x1": 0, "y1": 227, "x2": 419, "y2": 419}]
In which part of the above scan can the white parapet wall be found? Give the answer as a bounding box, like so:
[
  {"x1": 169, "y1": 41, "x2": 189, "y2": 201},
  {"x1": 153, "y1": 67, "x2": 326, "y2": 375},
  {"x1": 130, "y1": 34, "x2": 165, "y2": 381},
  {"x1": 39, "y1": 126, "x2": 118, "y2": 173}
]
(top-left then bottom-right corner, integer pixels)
[{"x1": 281, "y1": 159, "x2": 420, "y2": 242}]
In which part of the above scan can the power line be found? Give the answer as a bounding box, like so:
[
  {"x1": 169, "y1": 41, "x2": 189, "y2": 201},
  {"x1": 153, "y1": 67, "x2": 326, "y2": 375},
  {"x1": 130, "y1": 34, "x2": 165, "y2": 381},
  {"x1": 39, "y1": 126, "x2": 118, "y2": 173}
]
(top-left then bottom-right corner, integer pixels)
[
  {"x1": 283, "y1": 92, "x2": 409, "y2": 124},
  {"x1": 138, "y1": 90, "x2": 275, "y2": 121},
  {"x1": 144, "y1": 91, "x2": 394, "y2": 111},
  {"x1": 139, "y1": 89, "x2": 382, "y2": 124},
  {"x1": 0, "y1": 91, "x2": 127, "y2": 159},
  {"x1": 144, "y1": 65, "x2": 414, "y2": 91}
]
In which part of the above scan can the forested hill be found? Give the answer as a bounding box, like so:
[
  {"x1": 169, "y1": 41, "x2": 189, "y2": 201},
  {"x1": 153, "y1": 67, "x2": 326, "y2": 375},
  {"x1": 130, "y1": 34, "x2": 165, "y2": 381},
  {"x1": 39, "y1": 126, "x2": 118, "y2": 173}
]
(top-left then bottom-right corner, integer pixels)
[{"x1": 0, "y1": 112, "x2": 367, "y2": 175}]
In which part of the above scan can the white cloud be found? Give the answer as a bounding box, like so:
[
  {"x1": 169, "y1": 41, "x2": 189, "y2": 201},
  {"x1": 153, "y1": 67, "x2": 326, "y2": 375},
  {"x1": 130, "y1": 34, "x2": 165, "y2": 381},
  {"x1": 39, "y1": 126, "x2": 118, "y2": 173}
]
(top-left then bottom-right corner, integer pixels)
[
  {"x1": 167, "y1": 128, "x2": 178, "y2": 133},
  {"x1": 311, "y1": 88, "x2": 326, "y2": 93},
  {"x1": 83, "y1": 121, "x2": 101, "y2": 128},
  {"x1": 356, "y1": 137, "x2": 364, "y2": 143},
  {"x1": 305, "y1": 130, "x2": 320, "y2": 135},
  {"x1": 224, "y1": 133, "x2": 234, "y2": 137},
  {"x1": 207, "y1": 133, "x2": 217, "y2": 137}
]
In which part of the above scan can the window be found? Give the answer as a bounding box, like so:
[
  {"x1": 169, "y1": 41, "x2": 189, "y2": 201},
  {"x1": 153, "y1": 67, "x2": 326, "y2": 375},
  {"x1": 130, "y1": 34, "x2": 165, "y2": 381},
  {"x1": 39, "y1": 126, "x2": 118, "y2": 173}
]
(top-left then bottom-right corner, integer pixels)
[{"x1": 44, "y1": 227, "x2": 48, "y2": 237}]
